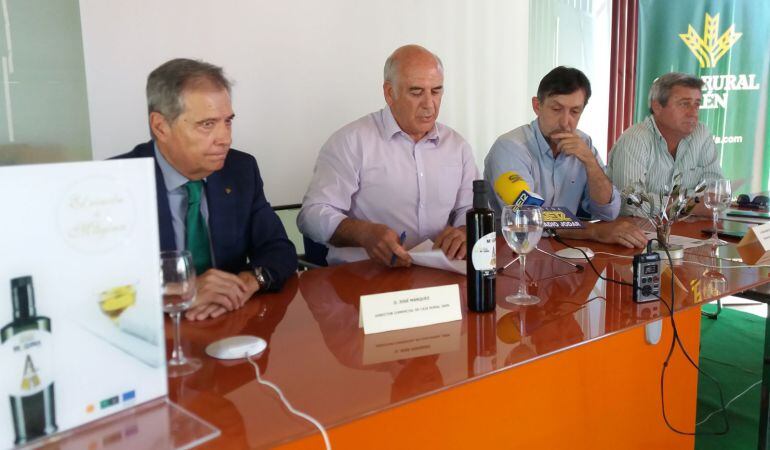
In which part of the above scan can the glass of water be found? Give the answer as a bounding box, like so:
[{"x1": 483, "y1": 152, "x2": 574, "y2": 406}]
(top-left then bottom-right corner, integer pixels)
[
  {"x1": 160, "y1": 250, "x2": 201, "y2": 377},
  {"x1": 501, "y1": 205, "x2": 544, "y2": 305},
  {"x1": 704, "y1": 179, "x2": 732, "y2": 247}
]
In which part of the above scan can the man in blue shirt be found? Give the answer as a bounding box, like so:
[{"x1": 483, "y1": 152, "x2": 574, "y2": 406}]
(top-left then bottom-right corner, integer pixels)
[{"x1": 484, "y1": 66, "x2": 646, "y2": 248}]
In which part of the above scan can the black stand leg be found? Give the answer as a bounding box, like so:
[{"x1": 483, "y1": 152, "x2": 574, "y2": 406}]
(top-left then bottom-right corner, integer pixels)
[{"x1": 702, "y1": 298, "x2": 722, "y2": 320}]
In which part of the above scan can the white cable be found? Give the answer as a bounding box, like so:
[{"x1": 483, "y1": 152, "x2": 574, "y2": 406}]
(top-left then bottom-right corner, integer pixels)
[
  {"x1": 695, "y1": 379, "x2": 761, "y2": 426},
  {"x1": 594, "y1": 250, "x2": 770, "y2": 269},
  {"x1": 681, "y1": 259, "x2": 770, "y2": 270},
  {"x1": 246, "y1": 353, "x2": 332, "y2": 450}
]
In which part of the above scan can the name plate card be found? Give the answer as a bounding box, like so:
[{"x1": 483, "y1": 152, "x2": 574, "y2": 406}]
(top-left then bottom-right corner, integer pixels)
[
  {"x1": 737, "y1": 222, "x2": 770, "y2": 265},
  {"x1": 359, "y1": 284, "x2": 462, "y2": 335}
]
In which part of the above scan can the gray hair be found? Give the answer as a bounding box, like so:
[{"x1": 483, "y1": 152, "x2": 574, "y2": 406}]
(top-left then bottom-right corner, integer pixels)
[
  {"x1": 648, "y1": 72, "x2": 703, "y2": 113},
  {"x1": 383, "y1": 48, "x2": 444, "y2": 86},
  {"x1": 147, "y1": 58, "x2": 231, "y2": 123}
]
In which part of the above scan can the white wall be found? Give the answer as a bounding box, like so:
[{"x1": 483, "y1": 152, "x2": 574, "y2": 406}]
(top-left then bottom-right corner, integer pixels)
[
  {"x1": 528, "y1": 0, "x2": 611, "y2": 162},
  {"x1": 79, "y1": 0, "x2": 610, "y2": 206}
]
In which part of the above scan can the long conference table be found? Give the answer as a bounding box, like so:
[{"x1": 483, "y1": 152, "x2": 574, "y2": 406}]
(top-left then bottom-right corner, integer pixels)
[{"x1": 167, "y1": 218, "x2": 770, "y2": 449}]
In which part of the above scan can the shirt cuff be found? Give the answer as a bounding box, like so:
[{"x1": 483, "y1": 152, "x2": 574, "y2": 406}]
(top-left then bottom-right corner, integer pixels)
[
  {"x1": 298, "y1": 204, "x2": 348, "y2": 244},
  {"x1": 588, "y1": 189, "x2": 621, "y2": 221}
]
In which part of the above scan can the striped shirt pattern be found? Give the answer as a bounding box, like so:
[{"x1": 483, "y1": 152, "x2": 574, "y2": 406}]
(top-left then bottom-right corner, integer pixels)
[{"x1": 608, "y1": 115, "x2": 723, "y2": 217}]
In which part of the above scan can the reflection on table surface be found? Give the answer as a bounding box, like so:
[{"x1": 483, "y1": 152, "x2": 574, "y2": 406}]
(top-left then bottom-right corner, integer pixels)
[{"x1": 167, "y1": 219, "x2": 770, "y2": 449}]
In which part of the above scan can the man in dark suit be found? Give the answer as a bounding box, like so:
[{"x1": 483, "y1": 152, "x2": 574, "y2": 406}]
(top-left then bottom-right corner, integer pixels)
[{"x1": 115, "y1": 58, "x2": 297, "y2": 321}]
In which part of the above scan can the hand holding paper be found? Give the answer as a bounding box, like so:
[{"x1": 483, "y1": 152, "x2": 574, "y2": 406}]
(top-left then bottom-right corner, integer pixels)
[
  {"x1": 433, "y1": 226, "x2": 467, "y2": 260},
  {"x1": 410, "y1": 240, "x2": 467, "y2": 275},
  {"x1": 329, "y1": 239, "x2": 468, "y2": 274}
]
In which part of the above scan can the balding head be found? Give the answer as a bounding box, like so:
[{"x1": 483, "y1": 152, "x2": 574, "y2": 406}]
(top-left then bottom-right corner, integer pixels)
[{"x1": 383, "y1": 45, "x2": 444, "y2": 91}]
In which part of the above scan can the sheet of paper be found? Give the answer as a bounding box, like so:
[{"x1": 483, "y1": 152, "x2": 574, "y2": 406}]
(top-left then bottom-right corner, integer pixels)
[
  {"x1": 409, "y1": 240, "x2": 466, "y2": 275},
  {"x1": 643, "y1": 232, "x2": 707, "y2": 249},
  {"x1": 328, "y1": 239, "x2": 466, "y2": 275}
]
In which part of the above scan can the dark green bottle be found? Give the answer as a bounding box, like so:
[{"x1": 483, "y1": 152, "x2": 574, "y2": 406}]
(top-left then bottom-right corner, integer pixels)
[
  {"x1": 466, "y1": 180, "x2": 496, "y2": 312},
  {"x1": 1, "y1": 276, "x2": 57, "y2": 444}
]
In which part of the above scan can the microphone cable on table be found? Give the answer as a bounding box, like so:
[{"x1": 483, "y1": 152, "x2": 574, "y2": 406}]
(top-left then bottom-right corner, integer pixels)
[
  {"x1": 551, "y1": 232, "x2": 632, "y2": 287},
  {"x1": 553, "y1": 231, "x2": 730, "y2": 435},
  {"x1": 246, "y1": 352, "x2": 332, "y2": 450},
  {"x1": 647, "y1": 239, "x2": 729, "y2": 436}
]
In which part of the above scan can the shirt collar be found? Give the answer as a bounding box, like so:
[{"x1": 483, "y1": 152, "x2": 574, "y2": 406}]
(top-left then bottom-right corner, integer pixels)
[
  {"x1": 647, "y1": 115, "x2": 665, "y2": 142},
  {"x1": 382, "y1": 106, "x2": 441, "y2": 144},
  {"x1": 154, "y1": 142, "x2": 191, "y2": 192}
]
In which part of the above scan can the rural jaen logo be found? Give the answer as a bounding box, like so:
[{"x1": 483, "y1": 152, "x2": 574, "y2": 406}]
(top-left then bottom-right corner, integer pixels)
[{"x1": 679, "y1": 13, "x2": 742, "y2": 68}]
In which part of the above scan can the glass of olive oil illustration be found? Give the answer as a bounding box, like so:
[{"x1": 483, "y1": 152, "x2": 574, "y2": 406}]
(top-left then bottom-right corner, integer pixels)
[{"x1": 99, "y1": 285, "x2": 136, "y2": 323}]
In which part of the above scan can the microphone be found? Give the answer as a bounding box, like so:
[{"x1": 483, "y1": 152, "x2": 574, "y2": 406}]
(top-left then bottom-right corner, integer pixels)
[
  {"x1": 494, "y1": 173, "x2": 585, "y2": 272},
  {"x1": 494, "y1": 172, "x2": 583, "y2": 229},
  {"x1": 493, "y1": 171, "x2": 544, "y2": 209}
]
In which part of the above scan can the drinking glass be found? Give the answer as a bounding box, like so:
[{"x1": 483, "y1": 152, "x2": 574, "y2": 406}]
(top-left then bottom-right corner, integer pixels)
[
  {"x1": 501, "y1": 205, "x2": 544, "y2": 305},
  {"x1": 161, "y1": 250, "x2": 201, "y2": 377},
  {"x1": 703, "y1": 179, "x2": 732, "y2": 247}
]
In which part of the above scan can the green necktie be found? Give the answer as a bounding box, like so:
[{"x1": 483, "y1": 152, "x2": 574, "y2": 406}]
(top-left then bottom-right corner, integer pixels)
[{"x1": 185, "y1": 181, "x2": 212, "y2": 274}]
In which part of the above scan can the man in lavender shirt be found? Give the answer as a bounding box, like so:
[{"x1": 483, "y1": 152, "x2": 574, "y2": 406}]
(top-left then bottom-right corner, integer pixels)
[{"x1": 298, "y1": 45, "x2": 478, "y2": 266}]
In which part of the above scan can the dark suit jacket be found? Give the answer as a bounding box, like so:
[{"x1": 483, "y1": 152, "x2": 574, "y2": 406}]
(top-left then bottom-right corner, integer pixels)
[{"x1": 114, "y1": 141, "x2": 297, "y2": 291}]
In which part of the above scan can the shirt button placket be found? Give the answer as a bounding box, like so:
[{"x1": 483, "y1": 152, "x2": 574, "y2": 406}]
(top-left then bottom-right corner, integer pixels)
[{"x1": 415, "y1": 142, "x2": 426, "y2": 236}]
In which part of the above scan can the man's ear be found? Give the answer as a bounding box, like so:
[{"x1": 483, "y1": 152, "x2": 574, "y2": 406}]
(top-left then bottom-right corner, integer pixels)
[
  {"x1": 650, "y1": 100, "x2": 663, "y2": 116},
  {"x1": 650, "y1": 100, "x2": 664, "y2": 116},
  {"x1": 383, "y1": 81, "x2": 395, "y2": 107},
  {"x1": 149, "y1": 112, "x2": 170, "y2": 142},
  {"x1": 531, "y1": 96, "x2": 540, "y2": 115}
]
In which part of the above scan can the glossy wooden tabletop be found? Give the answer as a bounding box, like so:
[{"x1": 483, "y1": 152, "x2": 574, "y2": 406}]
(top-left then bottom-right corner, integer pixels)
[{"x1": 167, "y1": 218, "x2": 770, "y2": 449}]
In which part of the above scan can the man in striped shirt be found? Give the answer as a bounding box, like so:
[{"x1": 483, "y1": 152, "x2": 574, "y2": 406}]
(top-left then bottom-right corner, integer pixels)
[{"x1": 608, "y1": 72, "x2": 723, "y2": 217}]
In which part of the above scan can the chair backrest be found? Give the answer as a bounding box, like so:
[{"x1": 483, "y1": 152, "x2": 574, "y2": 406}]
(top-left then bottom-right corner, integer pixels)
[
  {"x1": 272, "y1": 204, "x2": 329, "y2": 269},
  {"x1": 273, "y1": 205, "x2": 313, "y2": 269},
  {"x1": 303, "y1": 235, "x2": 328, "y2": 267}
]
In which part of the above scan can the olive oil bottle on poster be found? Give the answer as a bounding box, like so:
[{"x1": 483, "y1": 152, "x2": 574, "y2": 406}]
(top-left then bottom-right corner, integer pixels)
[{"x1": 1, "y1": 276, "x2": 57, "y2": 445}]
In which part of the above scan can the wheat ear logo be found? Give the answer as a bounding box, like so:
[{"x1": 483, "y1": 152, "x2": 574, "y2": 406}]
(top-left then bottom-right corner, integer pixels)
[{"x1": 679, "y1": 13, "x2": 742, "y2": 68}]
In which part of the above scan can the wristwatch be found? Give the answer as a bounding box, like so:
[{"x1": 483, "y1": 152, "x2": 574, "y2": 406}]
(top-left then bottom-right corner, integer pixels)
[{"x1": 254, "y1": 266, "x2": 268, "y2": 290}]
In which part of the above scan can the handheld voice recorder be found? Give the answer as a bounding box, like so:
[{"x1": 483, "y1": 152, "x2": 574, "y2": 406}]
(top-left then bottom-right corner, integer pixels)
[{"x1": 632, "y1": 252, "x2": 661, "y2": 303}]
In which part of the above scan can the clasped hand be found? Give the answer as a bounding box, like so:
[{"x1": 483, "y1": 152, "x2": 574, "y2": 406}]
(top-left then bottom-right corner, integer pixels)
[{"x1": 185, "y1": 269, "x2": 259, "y2": 321}]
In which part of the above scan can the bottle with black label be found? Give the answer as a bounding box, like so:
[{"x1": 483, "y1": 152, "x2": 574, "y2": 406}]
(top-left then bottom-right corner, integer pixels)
[
  {"x1": 466, "y1": 180, "x2": 496, "y2": 312},
  {"x1": 1, "y1": 276, "x2": 57, "y2": 444}
]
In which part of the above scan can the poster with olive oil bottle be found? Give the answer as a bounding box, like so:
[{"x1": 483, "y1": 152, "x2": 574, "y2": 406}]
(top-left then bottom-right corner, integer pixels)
[{"x1": 0, "y1": 159, "x2": 167, "y2": 449}]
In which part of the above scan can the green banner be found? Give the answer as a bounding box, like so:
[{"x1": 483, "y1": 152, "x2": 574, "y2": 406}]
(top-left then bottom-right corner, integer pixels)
[{"x1": 636, "y1": 0, "x2": 770, "y2": 194}]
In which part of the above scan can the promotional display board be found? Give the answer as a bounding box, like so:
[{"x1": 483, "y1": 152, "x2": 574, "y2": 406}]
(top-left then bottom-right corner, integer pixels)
[
  {"x1": 0, "y1": 159, "x2": 167, "y2": 448},
  {"x1": 635, "y1": 0, "x2": 770, "y2": 194}
]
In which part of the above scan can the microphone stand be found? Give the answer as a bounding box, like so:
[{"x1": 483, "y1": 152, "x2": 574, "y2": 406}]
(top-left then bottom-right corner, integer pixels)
[
  {"x1": 536, "y1": 227, "x2": 584, "y2": 272},
  {"x1": 535, "y1": 247, "x2": 584, "y2": 272},
  {"x1": 497, "y1": 255, "x2": 519, "y2": 274},
  {"x1": 496, "y1": 228, "x2": 585, "y2": 274}
]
